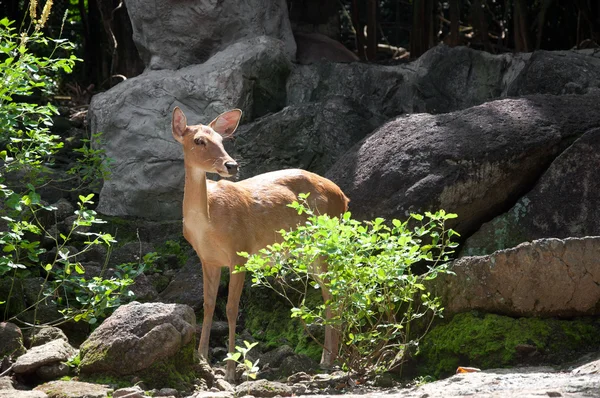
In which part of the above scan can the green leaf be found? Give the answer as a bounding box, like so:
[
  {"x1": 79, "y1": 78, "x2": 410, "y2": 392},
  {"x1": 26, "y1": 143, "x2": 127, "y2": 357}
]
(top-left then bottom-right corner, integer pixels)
[{"x1": 75, "y1": 263, "x2": 85, "y2": 274}]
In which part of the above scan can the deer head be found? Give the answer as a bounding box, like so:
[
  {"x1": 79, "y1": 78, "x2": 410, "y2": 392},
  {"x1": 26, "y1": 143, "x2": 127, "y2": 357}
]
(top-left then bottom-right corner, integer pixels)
[{"x1": 172, "y1": 107, "x2": 242, "y2": 177}]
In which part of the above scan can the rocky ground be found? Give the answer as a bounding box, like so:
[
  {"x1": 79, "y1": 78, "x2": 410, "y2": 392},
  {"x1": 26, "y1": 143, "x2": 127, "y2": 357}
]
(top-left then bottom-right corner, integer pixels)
[{"x1": 3, "y1": 355, "x2": 599, "y2": 398}]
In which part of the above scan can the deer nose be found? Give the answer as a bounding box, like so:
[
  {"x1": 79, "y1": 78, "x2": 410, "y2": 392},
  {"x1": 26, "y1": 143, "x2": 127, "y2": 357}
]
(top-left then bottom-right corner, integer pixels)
[{"x1": 225, "y1": 161, "x2": 239, "y2": 176}]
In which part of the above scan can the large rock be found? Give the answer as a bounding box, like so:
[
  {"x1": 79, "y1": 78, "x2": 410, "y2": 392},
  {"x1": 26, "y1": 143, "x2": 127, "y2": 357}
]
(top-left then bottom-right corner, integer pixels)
[
  {"x1": 90, "y1": 37, "x2": 292, "y2": 220},
  {"x1": 228, "y1": 97, "x2": 385, "y2": 180},
  {"x1": 125, "y1": 0, "x2": 295, "y2": 70},
  {"x1": 287, "y1": 46, "x2": 600, "y2": 116},
  {"x1": 432, "y1": 237, "x2": 600, "y2": 317},
  {"x1": 463, "y1": 128, "x2": 600, "y2": 255},
  {"x1": 13, "y1": 339, "x2": 76, "y2": 374},
  {"x1": 286, "y1": 61, "x2": 414, "y2": 118},
  {"x1": 326, "y1": 93, "x2": 600, "y2": 235},
  {"x1": 413, "y1": 46, "x2": 600, "y2": 113},
  {"x1": 79, "y1": 302, "x2": 196, "y2": 381}
]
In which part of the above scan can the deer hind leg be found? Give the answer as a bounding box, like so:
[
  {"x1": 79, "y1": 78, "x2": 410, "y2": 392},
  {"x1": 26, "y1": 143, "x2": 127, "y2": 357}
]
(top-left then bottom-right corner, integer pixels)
[
  {"x1": 198, "y1": 263, "x2": 221, "y2": 360},
  {"x1": 225, "y1": 268, "x2": 246, "y2": 382},
  {"x1": 320, "y1": 284, "x2": 339, "y2": 366}
]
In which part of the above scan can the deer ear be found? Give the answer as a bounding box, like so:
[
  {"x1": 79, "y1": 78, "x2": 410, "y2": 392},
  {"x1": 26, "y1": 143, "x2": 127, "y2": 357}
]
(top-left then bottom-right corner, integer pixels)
[
  {"x1": 172, "y1": 107, "x2": 187, "y2": 144},
  {"x1": 209, "y1": 109, "x2": 242, "y2": 138}
]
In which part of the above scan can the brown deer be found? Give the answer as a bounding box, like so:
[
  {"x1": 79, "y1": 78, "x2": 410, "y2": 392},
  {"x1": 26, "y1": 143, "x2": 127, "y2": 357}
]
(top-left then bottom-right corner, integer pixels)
[{"x1": 171, "y1": 106, "x2": 349, "y2": 382}]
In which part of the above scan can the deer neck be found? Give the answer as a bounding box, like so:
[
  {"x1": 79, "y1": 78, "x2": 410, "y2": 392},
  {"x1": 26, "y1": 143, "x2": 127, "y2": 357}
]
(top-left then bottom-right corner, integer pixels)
[{"x1": 183, "y1": 164, "x2": 210, "y2": 221}]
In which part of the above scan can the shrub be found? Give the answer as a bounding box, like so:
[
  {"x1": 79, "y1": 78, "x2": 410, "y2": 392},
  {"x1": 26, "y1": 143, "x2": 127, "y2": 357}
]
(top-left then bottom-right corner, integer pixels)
[
  {"x1": 0, "y1": 9, "x2": 137, "y2": 327},
  {"x1": 239, "y1": 194, "x2": 459, "y2": 376}
]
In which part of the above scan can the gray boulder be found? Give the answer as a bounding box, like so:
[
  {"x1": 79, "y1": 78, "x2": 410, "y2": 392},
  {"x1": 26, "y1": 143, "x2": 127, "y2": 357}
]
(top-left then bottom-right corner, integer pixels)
[
  {"x1": 125, "y1": 0, "x2": 295, "y2": 70},
  {"x1": 326, "y1": 93, "x2": 600, "y2": 236},
  {"x1": 410, "y1": 46, "x2": 600, "y2": 113},
  {"x1": 463, "y1": 128, "x2": 600, "y2": 255},
  {"x1": 286, "y1": 61, "x2": 414, "y2": 118},
  {"x1": 79, "y1": 302, "x2": 195, "y2": 379},
  {"x1": 228, "y1": 97, "x2": 385, "y2": 180},
  {"x1": 91, "y1": 36, "x2": 292, "y2": 220},
  {"x1": 12, "y1": 339, "x2": 76, "y2": 375},
  {"x1": 287, "y1": 46, "x2": 600, "y2": 117},
  {"x1": 432, "y1": 237, "x2": 600, "y2": 317}
]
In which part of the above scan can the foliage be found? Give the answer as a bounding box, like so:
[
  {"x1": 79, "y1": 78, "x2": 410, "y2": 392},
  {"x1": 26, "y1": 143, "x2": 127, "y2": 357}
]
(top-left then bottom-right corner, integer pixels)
[
  {"x1": 0, "y1": 10, "x2": 136, "y2": 329},
  {"x1": 224, "y1": 340, "x2": 260, "y2": 381},
  {"x1": 0, "y1": 193, "x2": 138, "y2": 326},
  {"x1": 239, "y1": 193, "x2": 459, "y2": 376},
  {"x1": 66, "y1": 132, "x2": 112, "y2": 191},
  {"x1": 0, "y1": 16, "x2": 78, "y2": 187}
]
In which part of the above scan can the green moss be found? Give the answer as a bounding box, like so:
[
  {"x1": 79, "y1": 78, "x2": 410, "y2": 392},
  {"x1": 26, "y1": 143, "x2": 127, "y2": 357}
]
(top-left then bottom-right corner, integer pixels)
[
  {"x1": 137, "y1": 340, "x2": 197, "y2": 390},
  {"x1": 416, "y1": 312, "x2": 600, "y2": 378},
  {"x1": 243, "y1": 286, "x2": 322, "y2": 361},
  {"x1": 80, "y1": 340, "x2": 197, "y2": 390}
]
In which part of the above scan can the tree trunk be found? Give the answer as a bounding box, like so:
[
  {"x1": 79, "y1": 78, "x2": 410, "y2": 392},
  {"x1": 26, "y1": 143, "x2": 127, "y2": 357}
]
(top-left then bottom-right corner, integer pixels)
[
  {"x1": 449, "y1": 0, "x2": 460, "y2": 47},
  {"x1": 470, "y1": 0, "x2": 492, "y2": 52},
  {"x1": 410, "y1": 0, "x2": 435, "y2": 58},
  {"x1": 366, "y1": 0, "x2": 378, "y2": 60},
  {"x1": 513, "y1": 0, "x2": 531, "y2": 52},
  {"x1": 351, "y1": 0, "x2": 367, "y2": 60}
]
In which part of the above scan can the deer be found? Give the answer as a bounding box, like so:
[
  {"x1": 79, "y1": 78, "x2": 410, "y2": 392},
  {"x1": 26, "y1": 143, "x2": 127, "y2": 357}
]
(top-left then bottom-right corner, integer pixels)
[{"x1": 171, "y1": 106, "x2": 349, "y2": 382}]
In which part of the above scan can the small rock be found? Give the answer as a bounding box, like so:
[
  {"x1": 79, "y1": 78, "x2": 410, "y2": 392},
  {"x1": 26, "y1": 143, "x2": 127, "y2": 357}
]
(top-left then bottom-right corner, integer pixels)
[
  {"x1": 50, "y1": 198, "x2": 75, "y2": 222},
  {"x1": 0, "y1": 376, "x2": 14, "y2": 390},
  {"x1": 190, "y1": 391, "x2": 234, "y2": 398},
  {"x1": 572, "y1": 358, "x2": 600, "y2": 375},
  {"x1": 129, "y1": 273, "x2": 159, "y2": 302},
  {"x1": 0, "y1": 391, "x2": 47, "y2": 398},
  {"x1": 156, "y1": 387, "x2": 179, "y2": 397},
  {"x1": 235, "y1": 379, "x2": 292, "y2": 397},
  {"x1": 278, "y1": 354, "x2": 318, "y2": 377},
  {"x1": 25, "y1": 326, "x2": 69, "y2": 347},
  {"x1": 373, "y1": 372, "x2": 397, "y2": 388},
  {"x1": 34, "y1": 380, "x2": 110, "y2": 398},
  {"x1": 259, "y1": 345, "x2": 294, "y2": 368},
  {"x1": 214, "y1": 378, "x2": 234, "y2": 392},
  {"x1": 35, "y1": 362, "x2": 70, "y2": 381},
  {"x1": 290, "y1": 383, "x2": 307, "y2": 395},
  {"x1": 114, "y1": 386, "x2": 145, "y2": 398},
  {"x1": 0, "y1": 322, "x2": 26, "y2": 359},
  {"x1": 546, "y1": 392, "x2": 562, "y2": 397},
  {"x1": 13, "y1": 339, "x2": 76, "y2": 374},
  {"x1": 287, "y1": 371, "x2": 311, "y2": 383}
]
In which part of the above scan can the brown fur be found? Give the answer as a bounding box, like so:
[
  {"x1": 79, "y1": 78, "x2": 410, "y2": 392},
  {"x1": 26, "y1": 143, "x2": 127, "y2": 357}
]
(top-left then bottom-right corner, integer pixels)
[{"x1": 172, "y1": 107, "x2": 349, "y2": 382}]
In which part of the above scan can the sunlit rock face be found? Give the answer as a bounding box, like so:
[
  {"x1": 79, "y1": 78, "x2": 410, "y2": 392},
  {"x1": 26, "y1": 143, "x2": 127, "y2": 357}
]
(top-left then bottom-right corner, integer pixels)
[{"x1": 125, "y1": 0, "x2": 296, "y2": 70}]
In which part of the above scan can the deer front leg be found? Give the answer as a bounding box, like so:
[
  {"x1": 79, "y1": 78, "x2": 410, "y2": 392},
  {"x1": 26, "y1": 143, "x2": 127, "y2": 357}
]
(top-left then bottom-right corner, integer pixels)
[
  {"x1": 198, "y1": 263, "x2": 222, "y2": 360},
  {"x1": 320, "y1": 284, "x2": 339, "y2": 366},
  {"x1": 225, "y1": 269, "x2": 246, "y2": 382}
]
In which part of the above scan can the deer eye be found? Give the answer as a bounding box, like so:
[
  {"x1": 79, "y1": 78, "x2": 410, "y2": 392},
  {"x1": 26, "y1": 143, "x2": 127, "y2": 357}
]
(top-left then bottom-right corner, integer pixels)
[{"x1": 194, "y1": 137, "x2": 206, "y2": 147}]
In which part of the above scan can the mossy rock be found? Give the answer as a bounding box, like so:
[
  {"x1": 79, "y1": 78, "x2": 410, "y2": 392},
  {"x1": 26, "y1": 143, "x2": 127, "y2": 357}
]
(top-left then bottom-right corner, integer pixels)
[
  {"x1": 82, "y1": 340, "x2": 197, "y2": 390},
  {"x1": 415, "y1": 312, "x2": 600, "y2": 378},
  {"x1": 242, "y1": 285, "x2": 322, "y2": 361}
]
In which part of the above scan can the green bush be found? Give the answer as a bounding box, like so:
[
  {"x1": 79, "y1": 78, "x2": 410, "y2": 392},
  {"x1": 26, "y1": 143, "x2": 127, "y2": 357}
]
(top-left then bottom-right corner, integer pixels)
[
  {"x1": 0, "y1": 11, "x2": 138, "y2": 327},
  {"x1": 239, "y1": 194, "x2": 459, "y2": 375}
]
